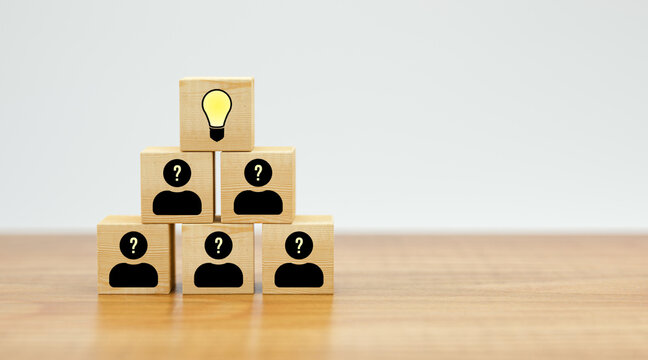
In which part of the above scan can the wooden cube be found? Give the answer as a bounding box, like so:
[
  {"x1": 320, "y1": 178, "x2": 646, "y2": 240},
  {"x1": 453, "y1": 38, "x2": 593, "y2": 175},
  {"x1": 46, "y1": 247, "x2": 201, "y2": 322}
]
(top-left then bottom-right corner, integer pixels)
[
  {"x1": 180, "y1": 77, "x2": 254, "y2": 151},
  {"x1": 221, "y1": 147, "x2": 296, "y2": 224},
  {"x1": 262, "y1": 215, "x2": 334, "y2": 294},
  {"x1": 182, "y1": 218, "x2": 255, "y2": 294},
  {"x1": 141, "y1": 147, "x2": 214, "y2": 224},
  {"x1": 97, "y1": 215, "x2": 175, "y2": 294}
]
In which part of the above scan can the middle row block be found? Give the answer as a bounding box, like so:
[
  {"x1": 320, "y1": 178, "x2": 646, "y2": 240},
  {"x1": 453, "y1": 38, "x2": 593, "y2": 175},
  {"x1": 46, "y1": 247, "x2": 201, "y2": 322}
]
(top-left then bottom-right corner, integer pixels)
[
  {"x1": 141, "y1": 146, "x2": 295, "y2": 224},
  {"x1": 221, "y1": 146, "x2": 295, "y2": 224}
]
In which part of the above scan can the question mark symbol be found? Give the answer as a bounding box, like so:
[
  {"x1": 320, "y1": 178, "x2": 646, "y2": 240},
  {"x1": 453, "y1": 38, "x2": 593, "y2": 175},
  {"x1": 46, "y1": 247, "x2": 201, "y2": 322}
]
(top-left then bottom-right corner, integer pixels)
[
  {"x1": 173, "y1": 164, "x2": 182, "y2": 182},
  {"x1": 130, "y1": 237, "x2": 138, "y2": 254},
  {"x1": 254, "y1": 164, "x2": 262, "y2": 182},
  {"x1": 215, "y1": 237, "x2": 223, "y2": 254},
  {"x1": 295, "y1": 237, "x2": 303, "y2": 254}
]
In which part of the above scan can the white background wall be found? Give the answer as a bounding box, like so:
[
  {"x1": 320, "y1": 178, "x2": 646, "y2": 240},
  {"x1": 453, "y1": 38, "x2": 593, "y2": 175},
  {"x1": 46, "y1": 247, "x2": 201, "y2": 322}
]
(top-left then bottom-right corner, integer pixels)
[{"x1": 1, "y1": 1, "x2": 647, "y2": 233}]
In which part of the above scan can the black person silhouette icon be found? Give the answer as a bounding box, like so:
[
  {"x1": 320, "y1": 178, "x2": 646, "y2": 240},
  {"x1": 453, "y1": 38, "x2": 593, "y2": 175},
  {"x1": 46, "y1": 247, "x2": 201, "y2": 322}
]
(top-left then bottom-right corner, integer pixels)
[
  {"x1": 233, "y1": 159, "x2": 283, "y2": 215},
  {"x1": 109, "y1": 232, "x2": 158, "y2": 287},
  {"x1": 153, "y1": 159, "x2": 202, "y2": 215},
  {"x1": 194, "y1": 232, "x2": 244, "y2": 287},
  {"x1": 274, "y1": 232, "x2": 323, "y2": 287}
]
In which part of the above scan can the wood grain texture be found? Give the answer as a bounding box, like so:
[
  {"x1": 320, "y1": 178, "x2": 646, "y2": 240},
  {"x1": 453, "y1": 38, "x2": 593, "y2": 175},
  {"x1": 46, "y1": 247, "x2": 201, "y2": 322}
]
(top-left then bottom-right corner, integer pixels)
[
  {"x1": 179, "y1": 77, "x2": 254, "y2": 152},
  {"x1": 140, "y1": 147, "x2": 214, "y2": 224},
  {"x1": 221, "y1": 147, "x2": 296, "y2": 224},
  {"x1": 1, "y1": 233, "x2": 647, "y2": 359}
]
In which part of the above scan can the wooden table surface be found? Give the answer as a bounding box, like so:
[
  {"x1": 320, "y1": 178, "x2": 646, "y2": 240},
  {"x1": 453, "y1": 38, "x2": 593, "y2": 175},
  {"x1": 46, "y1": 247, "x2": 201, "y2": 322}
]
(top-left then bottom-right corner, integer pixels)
[{"x1": 0, "y1": 234, "x2": 647, "y2": 359}]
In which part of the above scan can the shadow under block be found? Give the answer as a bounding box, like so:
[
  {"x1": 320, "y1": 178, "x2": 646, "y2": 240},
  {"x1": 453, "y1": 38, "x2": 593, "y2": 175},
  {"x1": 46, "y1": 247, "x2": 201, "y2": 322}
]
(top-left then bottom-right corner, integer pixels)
[
  {"x1": 97, "y1": 215, "x2": 175, "y2": 294},
  {"x1": 182, "y1": 219, "x2": 254, "y2": 294},
  {"x1": 141, "y1": 147, "x2": 214, "y2": 224},
  {"x1": 262, "y1": 215, "x2": 334, "y2": 294},
  {"x1": 180, "y1": 77, "x2": 254, "y2": 152},
  {"x1": 221, "y1": 147, "x2": 296, "y2": 224}
]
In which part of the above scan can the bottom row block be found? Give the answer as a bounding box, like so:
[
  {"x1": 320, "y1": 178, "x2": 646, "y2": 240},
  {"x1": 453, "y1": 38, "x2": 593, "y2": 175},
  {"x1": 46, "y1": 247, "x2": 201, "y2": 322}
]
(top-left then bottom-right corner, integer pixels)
[
  {"x1": 97, "y1": 215, "x2": 333, "y2": 294},
  {"x1": 97, "y1": 215, "x2": 175, "y2": 294},
  {"x1": 262, "y1": 216, "x2": 334, "y2": 294},
  {"x1": 182, "y1": 221, "x2": 255, "y2": 294}
]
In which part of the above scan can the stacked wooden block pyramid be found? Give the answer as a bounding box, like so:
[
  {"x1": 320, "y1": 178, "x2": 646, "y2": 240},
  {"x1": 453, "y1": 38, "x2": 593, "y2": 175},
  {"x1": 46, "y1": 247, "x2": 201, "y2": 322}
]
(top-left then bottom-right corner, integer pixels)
[{"x1": 97, "y1": 77, "x2": 334, "y2": 295}]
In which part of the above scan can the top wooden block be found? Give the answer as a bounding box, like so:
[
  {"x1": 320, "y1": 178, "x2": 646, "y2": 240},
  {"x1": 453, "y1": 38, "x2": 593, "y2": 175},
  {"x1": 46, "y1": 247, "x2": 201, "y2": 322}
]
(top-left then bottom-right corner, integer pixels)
[{"x1": 180, "y1": 77, "x2": 254, "y2": 152}]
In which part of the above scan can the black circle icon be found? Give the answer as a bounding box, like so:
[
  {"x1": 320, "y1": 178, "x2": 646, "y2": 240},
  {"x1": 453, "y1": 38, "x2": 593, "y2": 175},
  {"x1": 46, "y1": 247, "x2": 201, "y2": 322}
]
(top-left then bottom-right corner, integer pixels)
[
  {"x1": 119, "y1": 231, "x2": 148, "y2": 260},
  {"x1": 244, "y1": 159, "x2": 272, "y2": 187},
  {"x1": 204, "y1": 231, "x2": 233, "y2": 260},
  {"x1": 285, "y1": 231, "x2": 313, "y2": 260},
  {"x1": 163, "y1": 159, "x2": 191, "y2": 187}
]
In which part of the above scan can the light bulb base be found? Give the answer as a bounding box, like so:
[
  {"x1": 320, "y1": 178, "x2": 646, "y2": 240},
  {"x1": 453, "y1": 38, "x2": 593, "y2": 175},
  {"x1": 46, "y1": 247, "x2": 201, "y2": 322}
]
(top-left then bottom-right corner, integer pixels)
[{"x1": 209, "y1": 127, "x2": 225, "y2": 142}]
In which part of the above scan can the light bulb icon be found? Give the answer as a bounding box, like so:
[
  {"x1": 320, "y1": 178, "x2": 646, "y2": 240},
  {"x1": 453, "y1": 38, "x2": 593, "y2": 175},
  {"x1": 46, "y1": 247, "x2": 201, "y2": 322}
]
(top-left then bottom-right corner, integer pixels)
[{"x1": 202, "y1": 89, "x2": 232, "y2": 142}]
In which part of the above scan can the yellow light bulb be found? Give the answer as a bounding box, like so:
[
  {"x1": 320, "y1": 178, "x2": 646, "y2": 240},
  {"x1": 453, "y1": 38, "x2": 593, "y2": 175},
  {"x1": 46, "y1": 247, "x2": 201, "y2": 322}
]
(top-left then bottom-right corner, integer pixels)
[{"x1": 202, "y1": 89, "x2": 232, "y2": 142}]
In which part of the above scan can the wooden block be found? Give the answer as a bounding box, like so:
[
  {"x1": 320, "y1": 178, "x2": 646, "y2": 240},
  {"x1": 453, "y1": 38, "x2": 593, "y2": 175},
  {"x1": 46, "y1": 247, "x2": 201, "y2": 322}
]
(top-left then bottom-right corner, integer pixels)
[
  {"x1": 221, "y1": 146, "x2": 296, "y2": 224},
  {"x1": 182, "y1": 218, "x2": 255, "y2": 294},
  {"x1": 180, "y1": 77, "x2": 254, "y2": 152},
  {"x1": 97, "y1": 215, "x2": 174, "y2": 294},
  {"x1": 262, "y1": 215, "x2": 334, "y2": 294},
  {"x1": 141, "y1": 147, "x2": 214, "y2": 224}
]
